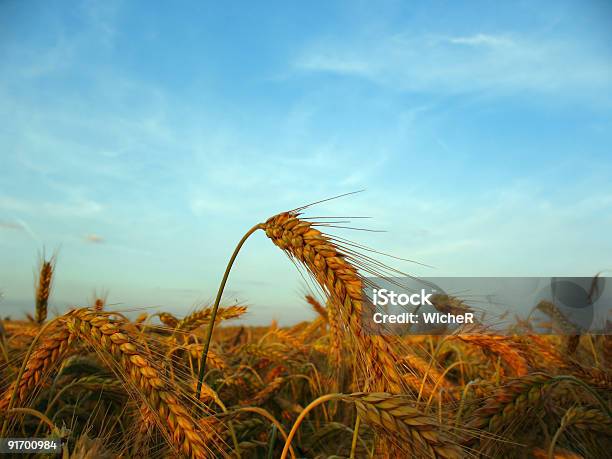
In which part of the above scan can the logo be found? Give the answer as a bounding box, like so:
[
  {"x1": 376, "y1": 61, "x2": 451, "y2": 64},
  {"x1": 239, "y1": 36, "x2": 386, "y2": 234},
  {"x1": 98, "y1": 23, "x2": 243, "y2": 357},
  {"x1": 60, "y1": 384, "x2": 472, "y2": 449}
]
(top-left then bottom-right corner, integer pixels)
[{"x1": 372, "y1": 288, "x2": 433, "y2": 307}]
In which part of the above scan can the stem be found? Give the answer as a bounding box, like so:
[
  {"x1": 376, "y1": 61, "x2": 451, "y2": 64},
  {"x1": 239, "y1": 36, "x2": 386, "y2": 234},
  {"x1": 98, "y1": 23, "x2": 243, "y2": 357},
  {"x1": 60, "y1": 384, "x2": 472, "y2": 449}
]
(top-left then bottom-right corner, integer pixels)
[
  {"x1": 416, "y1": 335, "x2": 449, "y2": 403},
  {"x1": 587, "y1": 334, "x2": 599, "y2": 367},
  {"x1": 35, "y1": 379, "x2": 81, "y2": 438},
  {"x1": 547, "y1": 424, "x2": 565, "y2": 459},
  {"x1": 5, "y1": 407, "x2": 57, "y2": 433},
  {"x1": 548, "y1": 408, "x2": 573, "y2": 459},
  {"x1": 551, "y1": 375, "x2": 611, "y2": 417},
  {"x1": 425, "y1": 360, "x2": 465, "y2": 409},
  {"x1": 350, "y1": 415, "x2": 361, "y2": 459},
  {"x1": 0, "y1": 319, "x2": 9, "y2": 365},
  {"x1": 266, "y1": 425, "x2": 278, "y2": 459},
  {"x1": 195, "y1": 224, "x2": 262, "y2": 399},
  {"x1": 235, "y1": 407, "x2": 296, "y2": 459},
  {"x1": 210, "y1": 397, "x2": 241, "y2": 459},
  {"x1": 280, "y1": 393, "x2": 343, "y2": 459},
  {"x1": 455, "y1": 380, "x2": 476, "y2": 428}
]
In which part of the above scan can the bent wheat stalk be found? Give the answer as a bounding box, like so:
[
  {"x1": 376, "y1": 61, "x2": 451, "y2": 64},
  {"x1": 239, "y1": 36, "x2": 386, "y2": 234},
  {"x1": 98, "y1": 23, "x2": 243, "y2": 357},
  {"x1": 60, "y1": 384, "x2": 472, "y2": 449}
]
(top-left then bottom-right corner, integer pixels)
[
  {"x1": 196, "y1": 224, "x2": 262, "y2": 399},
  {"x1": 2, "y1": 309, "x2": 217, "y2": 458},
  {"x1": 0, "y1": 319, "x2": 71, "y2": 435},
  {"x1": 4, "y1": 407, "x2": 58, "y2": 433},
  {"x1": 197, "y1": 211, "x2": 406, "y2": 397},
  {"x1": 63, "y1": 309, "x2": 213, "y2": 459},
  {"x1": 548, "y1": 406, "x2": 612, "y2": 458},
  {"x1": 467, "y1": 373, "x2": 610, "y2": 441},
  {"x1": 279, "y1": 392, "x2": 463, "y2": 459}
]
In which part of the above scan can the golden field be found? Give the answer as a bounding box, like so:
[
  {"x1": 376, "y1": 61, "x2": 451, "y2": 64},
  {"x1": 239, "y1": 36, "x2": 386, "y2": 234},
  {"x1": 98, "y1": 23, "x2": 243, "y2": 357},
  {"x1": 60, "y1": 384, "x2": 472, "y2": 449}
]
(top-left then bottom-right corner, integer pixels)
[{"x1": 0, "y1": 210, "x2": 610, "y2": 458}]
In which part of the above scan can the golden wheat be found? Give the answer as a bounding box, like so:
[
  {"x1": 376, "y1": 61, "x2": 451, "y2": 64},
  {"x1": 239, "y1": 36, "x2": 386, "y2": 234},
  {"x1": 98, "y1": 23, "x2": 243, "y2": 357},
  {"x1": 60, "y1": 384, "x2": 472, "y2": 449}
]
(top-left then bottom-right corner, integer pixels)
[{"x1": 1, "y1": 215, "x2": 609, "y2": 458}]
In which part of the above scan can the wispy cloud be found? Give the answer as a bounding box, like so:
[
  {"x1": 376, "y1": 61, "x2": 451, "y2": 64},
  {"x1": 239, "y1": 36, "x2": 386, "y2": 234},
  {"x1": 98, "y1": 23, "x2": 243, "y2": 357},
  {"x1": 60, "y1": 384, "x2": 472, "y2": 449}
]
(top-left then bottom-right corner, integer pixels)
[
  {"x1": 1, "y1": 1, "x2": 610, "y2": 320},
  {"x1": 294, "y1": 32, "x2": 612, "y2": 99},
  {"x1": 80, "y1": 0, "x2": 120, "y2": 49},
  {"x1": 448, "y1": 34, "x2": 514, "y2": 47},
  {"x1": 0, "y1": 217, "x2": 40, "y2": 243},
  {"x1": 0, "y1": 195, "x2": 104, "y2": 218}
]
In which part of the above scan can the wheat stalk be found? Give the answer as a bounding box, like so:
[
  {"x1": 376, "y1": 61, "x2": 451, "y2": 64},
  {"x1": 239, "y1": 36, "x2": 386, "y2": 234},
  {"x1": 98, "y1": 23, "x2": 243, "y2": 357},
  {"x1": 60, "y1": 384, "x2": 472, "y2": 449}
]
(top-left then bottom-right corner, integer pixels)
[
  {"x1": 548, "y1": 406, "x2": 612, "y2": 458},
  {"x1": 178, "y1": 305, "x2": 247, "y2": 332},
  {"x1": 279, "y1": 392, "x2": 464, "y2": 459},
  {"x1": 556, "y1": 406, "x2": 612, "y2": 433},
  {"x1": 430, "y1": 294, "x2": 476, "y2": 319},
  {"x1": 467, "y1": 373, "x2": 554, "y2": 434},
  {"x1": 62, "y1": 308, "x2": 217, "y2": 458},
  {"x1": 326, "y1": 299, "x2": 343, "y2": 372},
  {"x1": 454, "y1": 334, "x2": 528, "y2": 376},
  {"x1": 159, "y1": 312, "x2": 179, "y2": 328},
  {"x1": 34, "y1": 255, "x2": 55, "y2": 324},
  {"x1": 535, "y1": 300, "x2": 582, "y2": 354},
  {"x1": 0, "y1": 323, "x2": 72, "y2": 412},
  {"x1": 304, "y1": 294, "x2": 327, "y2": 320},
  {"x1": 401, "y1": 352, "x2": 453, "y2": 399},
  {"x1": 520, "y1": 334, "x2": 567, "y2": 369},
  {"x1": 197, "y1": 212, "x2": 405, "y2": 396},
  {"x1": 347, "y1": 392, "x2": 464, "y2": 458},
  {"x1": 243, "y1": 377, "x2": 286, "y2": 406},
  {"x1": 1, "y1": 308, "x2": 220, "y2": 457}
]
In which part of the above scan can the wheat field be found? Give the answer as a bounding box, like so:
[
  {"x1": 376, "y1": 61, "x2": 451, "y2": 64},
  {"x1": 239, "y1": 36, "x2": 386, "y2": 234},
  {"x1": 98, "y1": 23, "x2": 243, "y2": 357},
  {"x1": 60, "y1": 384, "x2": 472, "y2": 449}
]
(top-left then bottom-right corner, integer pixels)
[{"x1": 0, "y1": 210, "x2": 610, "y2": 458}]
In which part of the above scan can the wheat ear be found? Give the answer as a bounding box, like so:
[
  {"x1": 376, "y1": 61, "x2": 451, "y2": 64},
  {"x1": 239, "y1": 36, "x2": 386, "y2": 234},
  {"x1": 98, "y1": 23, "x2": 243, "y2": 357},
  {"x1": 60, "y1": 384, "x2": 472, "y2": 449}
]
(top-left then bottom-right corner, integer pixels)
[
  {"x1": 197, "y1": 212, "x2": 406, "y2": 396},
  {"x1": 548, "y1": 406, "x2": 612, "y2": 458},
  {"x1": 63, "y1": 308, "x2": 213, "y2": 459},
  {"x1": 178, "y1": 305, "x2": 247, "y2": 331},
  {"x1": 280, "y1": 392, "x2": 464, "y2": 459},
  {"x1": 455, "y1": 334, "x2": 528, "y2": 376},
  {"x1": 34, "y1": 256, "x2": 55, "y2": 324},
  {"x1": 262, "y1": 211, "x2": 404, "y2": 392},
  {"x1": 0, "y1": 322, "x2": 71, "y2": 413}
]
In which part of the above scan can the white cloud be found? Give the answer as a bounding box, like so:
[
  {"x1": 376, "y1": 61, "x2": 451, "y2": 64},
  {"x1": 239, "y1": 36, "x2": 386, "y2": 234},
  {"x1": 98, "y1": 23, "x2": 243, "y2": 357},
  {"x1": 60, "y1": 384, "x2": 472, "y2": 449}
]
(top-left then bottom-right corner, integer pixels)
[
  {"x1": 0, "y1": 195, "x2": 104, "y2": 218},
  {"x1": 80, "y1": 0, "x2": 121, "y2": 49},
  {"x1": 0, "y1": 196, "x2": 31, "y2": 213},
  {"x1": 294, "y1": 32, "x2": 612, "y2": 98},
  {"x1": 448, "y1": 34, "x2": 514, "y2": 47},
  {"x1": 296, "y1": 54, "x2": 372, "y2": 78}
]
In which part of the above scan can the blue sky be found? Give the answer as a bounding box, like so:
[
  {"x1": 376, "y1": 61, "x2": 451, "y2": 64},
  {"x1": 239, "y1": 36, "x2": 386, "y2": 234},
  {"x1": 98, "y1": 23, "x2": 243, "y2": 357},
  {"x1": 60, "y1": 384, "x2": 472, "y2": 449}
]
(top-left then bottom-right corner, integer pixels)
[{"x1": 1, "y1": 0, "x2": 611, "y2": 324}]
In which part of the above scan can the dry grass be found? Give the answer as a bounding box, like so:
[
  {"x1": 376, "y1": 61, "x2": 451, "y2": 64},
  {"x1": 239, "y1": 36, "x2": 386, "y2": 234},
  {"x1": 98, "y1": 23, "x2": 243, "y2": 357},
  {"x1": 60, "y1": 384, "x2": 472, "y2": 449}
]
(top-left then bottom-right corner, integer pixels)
[{"x1": 0, "y1": 209, "x2": 610, "y2": 458}]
